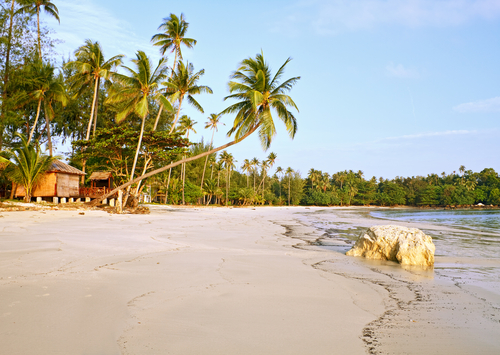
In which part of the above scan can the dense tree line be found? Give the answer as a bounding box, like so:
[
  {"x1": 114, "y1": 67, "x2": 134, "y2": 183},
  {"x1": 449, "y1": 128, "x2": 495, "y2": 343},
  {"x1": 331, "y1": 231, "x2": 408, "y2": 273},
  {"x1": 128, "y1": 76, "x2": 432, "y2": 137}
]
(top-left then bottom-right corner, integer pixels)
[{"x1": 0, "y1": 3, "x2": 301, "y2": 206}]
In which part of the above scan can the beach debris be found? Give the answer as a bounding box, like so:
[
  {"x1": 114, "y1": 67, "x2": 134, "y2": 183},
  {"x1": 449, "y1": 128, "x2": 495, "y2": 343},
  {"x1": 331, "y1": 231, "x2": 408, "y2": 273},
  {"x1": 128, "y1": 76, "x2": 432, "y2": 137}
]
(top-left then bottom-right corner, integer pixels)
[{"x1": 346, "y1": 225, "x2": 435, "y2": 267}]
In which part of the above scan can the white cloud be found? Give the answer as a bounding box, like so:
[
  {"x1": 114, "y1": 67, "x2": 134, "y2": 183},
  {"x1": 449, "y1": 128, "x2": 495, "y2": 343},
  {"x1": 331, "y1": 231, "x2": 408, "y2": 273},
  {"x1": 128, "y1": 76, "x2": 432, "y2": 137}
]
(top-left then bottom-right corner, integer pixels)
[
  {"x1": 281, "y1": 0, "x2": 500, "y2": 35},
  {"x1": 386, "y1": 62, "x2": 419, "y2": 78},
  {"x1": 381, "y1": 129, "x2": 476, "y2": 141},
  {"x1": 453, "y1": 97, "x2": 500, "y2": 113},
  {"x1": 46, "y1": 0, "x2": 155, "y2": 62}
]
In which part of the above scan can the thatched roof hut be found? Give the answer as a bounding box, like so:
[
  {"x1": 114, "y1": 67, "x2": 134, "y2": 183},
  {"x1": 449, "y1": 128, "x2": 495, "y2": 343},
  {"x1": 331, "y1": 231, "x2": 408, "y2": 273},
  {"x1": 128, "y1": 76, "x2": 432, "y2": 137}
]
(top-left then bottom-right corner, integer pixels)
[
  {"x1": 89, "y1": 171, "x2": 113, "y2": 189},
  {"x1": 16, "y1": 160, "x2": 85, "y2": 198}
]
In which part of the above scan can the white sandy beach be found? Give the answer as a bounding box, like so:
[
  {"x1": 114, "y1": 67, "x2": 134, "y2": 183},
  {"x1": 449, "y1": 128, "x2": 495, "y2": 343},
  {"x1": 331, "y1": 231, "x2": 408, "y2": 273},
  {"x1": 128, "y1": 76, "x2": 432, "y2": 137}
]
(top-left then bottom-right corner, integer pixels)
[{"x1": 1, "y1": 206, "x2": 499, "y2": 354}]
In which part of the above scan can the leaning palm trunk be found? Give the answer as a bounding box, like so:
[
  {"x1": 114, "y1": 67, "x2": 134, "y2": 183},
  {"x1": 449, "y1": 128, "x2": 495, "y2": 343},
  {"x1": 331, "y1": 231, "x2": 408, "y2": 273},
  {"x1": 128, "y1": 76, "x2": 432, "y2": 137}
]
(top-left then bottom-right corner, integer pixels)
[{"x1": 91, "y1": 124, "x2": 260, "y2": 206}]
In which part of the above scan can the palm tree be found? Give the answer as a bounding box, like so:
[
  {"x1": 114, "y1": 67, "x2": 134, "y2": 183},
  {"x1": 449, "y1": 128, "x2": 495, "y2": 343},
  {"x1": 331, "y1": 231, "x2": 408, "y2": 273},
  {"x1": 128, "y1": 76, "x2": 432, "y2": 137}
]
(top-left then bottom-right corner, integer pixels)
[
  {"x1": 151, "y1": 13, "x2": 196, "y2": 131},
  {"x1": 151, "y1": 13, "x2": 196, "y2": 73},
  {"x1": 221, "y1": 52, "x2": 300, "y2": 149},
  {"x1": 106, "y1": 51, "x2": 172, "y2": 197},
  {"x1": 257, "y1": 159, "x2": 269, "y2": 198},
  {"x1": 164, "y1": 61, "x2": 212, "y2": 133},
  {"x1": 65, "y1": 40, "x2": 124, "y2": 139},
  {"x1": 275, "y1": 166, "x2": 283, "y2": 198},
  {"x1": 93, "y1": 52, "x2": 300, "y2": 206},
  {"x1": 18, "y1": 0, "x2": 59, "y2": 59},
  {"x1": 250, "y1": 157, "x2": 259, "y2": 192},
  {"x1": 177, "y1": 115, "x2": 197, "y2": 204},
  {"x1": 241, "y1": 158, "x2": 252, "y2": 187},
  {"x1": 200, "y1": 113, "x2": 224, "y2": 192},
  {"x1": 2, "y1": 134, "x2": 57, "y2": 202},
  {"x1": 25, "y1": 61, "x2": 67, "y2": 155},
  {"x1": 286, "y1": 167, "x2": 293, "y2": 205},
  {"x1": 259, "y1": 152, "x2": 277, "y2": 196},
  {"x1": 219, "y1": 150, "x2": 235, "y2": 206}
]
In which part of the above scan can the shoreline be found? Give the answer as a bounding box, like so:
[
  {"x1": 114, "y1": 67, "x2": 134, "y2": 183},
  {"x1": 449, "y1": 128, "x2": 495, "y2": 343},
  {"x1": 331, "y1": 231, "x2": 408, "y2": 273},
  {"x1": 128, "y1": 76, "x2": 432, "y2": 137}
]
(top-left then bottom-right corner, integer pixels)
[{"x1": 1, "y1": 206, "x2": 499, "y2": 354}]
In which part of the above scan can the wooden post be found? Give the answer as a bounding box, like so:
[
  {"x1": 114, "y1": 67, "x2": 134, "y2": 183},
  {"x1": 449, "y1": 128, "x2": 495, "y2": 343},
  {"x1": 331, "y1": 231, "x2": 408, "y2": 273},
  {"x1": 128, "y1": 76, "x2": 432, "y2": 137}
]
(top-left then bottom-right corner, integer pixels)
[{"x1": 116, "y1": 190, "x2": 123, "y2": 214}]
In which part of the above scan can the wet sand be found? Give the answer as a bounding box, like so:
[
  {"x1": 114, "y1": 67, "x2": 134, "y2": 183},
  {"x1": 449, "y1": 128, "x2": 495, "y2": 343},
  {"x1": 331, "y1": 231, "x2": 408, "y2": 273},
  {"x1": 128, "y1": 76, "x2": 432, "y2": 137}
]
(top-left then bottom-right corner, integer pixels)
[{"x1": 0, "y1": 206, "x2": 499, "y2": 354}]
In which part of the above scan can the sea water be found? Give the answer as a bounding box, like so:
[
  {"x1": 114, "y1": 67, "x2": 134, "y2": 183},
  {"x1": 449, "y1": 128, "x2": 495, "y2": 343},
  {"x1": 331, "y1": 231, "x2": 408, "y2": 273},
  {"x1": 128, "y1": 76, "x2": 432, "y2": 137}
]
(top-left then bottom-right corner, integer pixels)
[
  {"x1": 302, "y1": 207, "x2": 500, "y2": 298},
  {"x1": 370, "y1": 209, "x2": 500, "y2": 259},
  {"x1": 370, "y1": 208, "x2": 500, "y2": 297}
]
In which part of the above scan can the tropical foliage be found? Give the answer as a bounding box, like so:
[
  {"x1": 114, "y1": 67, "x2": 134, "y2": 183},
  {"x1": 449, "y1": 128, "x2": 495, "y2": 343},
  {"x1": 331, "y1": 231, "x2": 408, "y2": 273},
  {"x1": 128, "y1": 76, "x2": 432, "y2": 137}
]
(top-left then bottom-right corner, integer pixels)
[{"x1": 1, "y1": 134, "x2": 57, "y2": 201}]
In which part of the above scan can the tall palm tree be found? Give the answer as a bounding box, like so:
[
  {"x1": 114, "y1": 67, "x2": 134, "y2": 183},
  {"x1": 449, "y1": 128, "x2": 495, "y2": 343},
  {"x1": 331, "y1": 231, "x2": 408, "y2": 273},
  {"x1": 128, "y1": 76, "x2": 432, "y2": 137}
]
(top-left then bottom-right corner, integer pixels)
[
  {"x1": 151, "y1": 14, "x2": 196, "y2": 131},
  {"x1": 18, "y1": 0, "x2": 59, "y2": 59},
  {"x1": 221, "y1": 52, "x2": 300, "y2": 149},
  {"x1": 258, "y1": 152, "x2": 277, "y2": 196},
  {"x1": 164, "y1": 60, "x2": 212, "y2": 133},
  {"x1": 241, "y1": 158, "x2": 252, "y2": 187},
  {"x1": 106, "y1": 51, "x2": 172, "y2": 195},
  {"x1": 65, "y1": 40, "x2": 124, "y2": 139},
  {"x1": 286, "y1": 167, "x2": 293, "y2": 206},
  {"x1": 25, "y1": 61, "x2": 67, "y2": 155},
  {"x1": 93, "y1": 52, "x2": 300, "y2": 206},
  {"x1": 200, "y1": 113, "x2": 223, "y2": 191},
  {"x1": 219, "y1": 150, "x2": 235, "y2": 206},
  {"x1": 257, "y1": 159, "x2": 269, "y2": 198},
  {"x1": 151, "y1": 13, "x2": 196, "y2": 73},
  {"x1": 275, "y1": 166, "x2": 284, "y2": 198},
  {"x1": 177, "y1": 115, "x2": 197, "y2": 204},
  {"x1": 2, "y1": 134, "x2": 57, "y2": 202},
  {"x1": 250, "y1": 157, "x2": 259, "y2": 192}
]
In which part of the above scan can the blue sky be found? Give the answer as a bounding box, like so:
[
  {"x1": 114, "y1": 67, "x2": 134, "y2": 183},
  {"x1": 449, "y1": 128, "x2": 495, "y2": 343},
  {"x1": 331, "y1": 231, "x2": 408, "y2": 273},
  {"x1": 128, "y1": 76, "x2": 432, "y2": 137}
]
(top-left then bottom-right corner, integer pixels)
[{"x1": 46, "y1": 0, "x2": 500, "y2": 179}]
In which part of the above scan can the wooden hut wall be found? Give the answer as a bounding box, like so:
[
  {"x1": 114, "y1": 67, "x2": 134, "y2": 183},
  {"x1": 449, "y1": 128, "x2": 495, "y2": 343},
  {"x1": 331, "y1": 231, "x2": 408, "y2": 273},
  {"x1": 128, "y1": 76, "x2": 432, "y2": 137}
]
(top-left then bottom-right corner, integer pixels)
[
  {"x1": 15, "y1": 173, "x2": 57, "y2": 197},
  {"x1": 56, "y1": 174, "x2": 80, "y2": 197}
]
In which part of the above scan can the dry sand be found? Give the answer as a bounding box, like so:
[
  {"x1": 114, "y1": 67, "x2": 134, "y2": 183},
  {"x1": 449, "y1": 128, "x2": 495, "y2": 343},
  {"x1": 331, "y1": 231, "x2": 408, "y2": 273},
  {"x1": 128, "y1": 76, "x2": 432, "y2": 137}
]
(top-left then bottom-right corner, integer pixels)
[{"x1": 0, "y1": 206, "x2": 499, "y2": 354}]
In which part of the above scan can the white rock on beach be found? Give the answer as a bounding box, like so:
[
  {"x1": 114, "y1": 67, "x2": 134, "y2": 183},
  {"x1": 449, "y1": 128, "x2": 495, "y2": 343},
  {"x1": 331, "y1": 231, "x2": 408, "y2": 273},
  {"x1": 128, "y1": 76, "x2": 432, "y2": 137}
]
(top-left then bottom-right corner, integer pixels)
[{"x1": 346, "y1": 225, "x2": 435, "y2": 267}]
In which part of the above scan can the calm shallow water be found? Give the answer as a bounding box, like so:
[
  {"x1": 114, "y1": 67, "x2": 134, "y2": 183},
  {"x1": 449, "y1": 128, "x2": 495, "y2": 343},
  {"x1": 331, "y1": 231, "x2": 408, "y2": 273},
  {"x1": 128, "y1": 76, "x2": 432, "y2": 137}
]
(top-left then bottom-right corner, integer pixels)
[
  {"x1": 370, "y1": 209, "x2": 500, "y2": 259},
  {"x1": 370, "y1": 209, "x2": 500, "y2": 234},
  {"x1": 301, "y1": 208, "x2": 500, "y2": 297}
]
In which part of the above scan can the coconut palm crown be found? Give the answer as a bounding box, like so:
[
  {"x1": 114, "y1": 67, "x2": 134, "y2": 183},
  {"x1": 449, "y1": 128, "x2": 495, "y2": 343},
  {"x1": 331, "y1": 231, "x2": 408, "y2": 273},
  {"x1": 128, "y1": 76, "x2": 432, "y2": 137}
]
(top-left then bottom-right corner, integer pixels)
[
  {"x1": 65, "y1": 40, "x2": 124, "y2": 139},
  {"x1": 151, "y1": 13, "x2": 196, "y2": 64},
  {"x1": 164, "y1": 60, "x2": 212, "y2": 133},
  {"x1": 221, "y1": 52, "x2": 300, "y2": 149},
  {"x1": 17, "y1": 0, "x2": 60, "y2": 59}
]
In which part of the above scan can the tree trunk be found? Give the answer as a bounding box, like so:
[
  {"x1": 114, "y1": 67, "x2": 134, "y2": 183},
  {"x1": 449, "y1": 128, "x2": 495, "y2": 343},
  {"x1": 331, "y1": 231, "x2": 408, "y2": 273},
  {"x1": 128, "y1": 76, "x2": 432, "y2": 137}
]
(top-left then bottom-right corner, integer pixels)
[
  {"x1": 123, "y1": 114, "x2": 146, "y2": 207},
  {"x1": 288, "y1": 177, "x2": 291, "y2": 206},
  {"x1": 152, "y1": 104, "x2": 163, "y2": 131},
  {"x1": 168, "y1": 96, "x2": 183, "y2": 134},
  {"x1": 10, "y1": 182, "x2": 16, "y2": 199},
  {"x1": 181, "y1": 158, "x2": 185, "y2": 205},
  {"x1": 200, "y1": 129, "x2": 215, "y2": 191},
  {"x1": 86, "y1": 78, "x2": 99, "y2": 140},
  {"x1": 92, "y1": 77, "x2": 100, "y2": 137},
  {"x1": 165, "y1": 162, "x2": 172, "y2": 204},
  {"x1": 28, "y1": 97, "x2": 43, "y2": 142},
  {"x1": 37, "y1": 8, "x2": 41, "y2": 59},
  {"x1": 44, "y1": 106, "x2": 52, "y2": 156},
  {"x1": 91, "y1": 125, "x2": 260, "y2": 205},
  {"x1": 0, "y1": 0, "x2": 16, "y2": 151}
]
